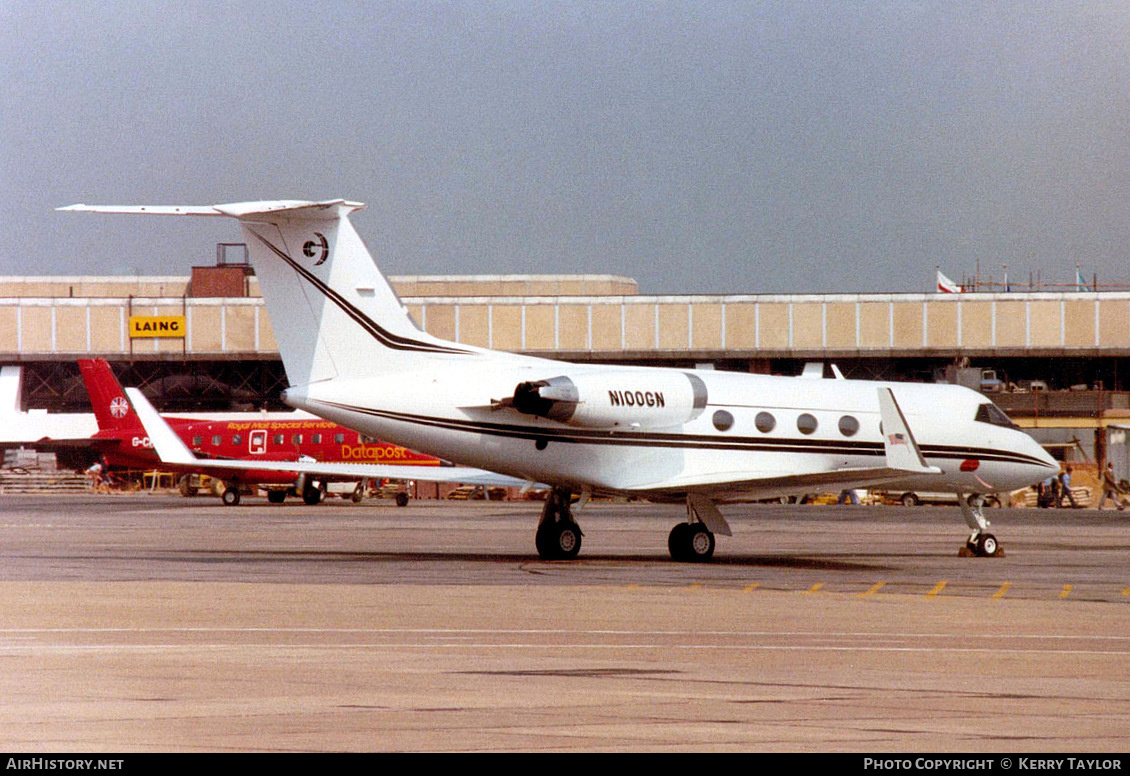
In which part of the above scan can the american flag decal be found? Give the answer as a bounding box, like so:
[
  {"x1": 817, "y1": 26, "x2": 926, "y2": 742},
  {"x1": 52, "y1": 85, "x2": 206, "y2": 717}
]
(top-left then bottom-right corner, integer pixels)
[{"x1": 888, "y1": 433, "x2": 908, "y2": 446}]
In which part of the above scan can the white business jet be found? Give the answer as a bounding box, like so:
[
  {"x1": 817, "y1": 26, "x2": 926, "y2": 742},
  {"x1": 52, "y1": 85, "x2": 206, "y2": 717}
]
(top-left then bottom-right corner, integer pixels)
[{"x1": 62, "y1": 200, "x2": 1058, "y2": 561}]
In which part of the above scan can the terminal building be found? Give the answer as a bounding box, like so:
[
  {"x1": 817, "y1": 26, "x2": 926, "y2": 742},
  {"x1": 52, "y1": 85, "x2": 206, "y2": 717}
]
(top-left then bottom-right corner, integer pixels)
[{"x1": 3, "y1": 253, "x2": 1130, "y2": 477}]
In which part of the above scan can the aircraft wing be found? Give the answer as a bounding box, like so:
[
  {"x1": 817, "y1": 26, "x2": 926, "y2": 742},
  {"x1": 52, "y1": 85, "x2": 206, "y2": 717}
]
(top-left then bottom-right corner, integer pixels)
[
  {"x1": 632, "y1": 465, "x2": 933, "y2": 502},
  {"x1": 124, "y1": 388, "x2": 536, "y2": 489},
  {"x1": 632, "y1": 387, "x2": 943, "y2": 501}
]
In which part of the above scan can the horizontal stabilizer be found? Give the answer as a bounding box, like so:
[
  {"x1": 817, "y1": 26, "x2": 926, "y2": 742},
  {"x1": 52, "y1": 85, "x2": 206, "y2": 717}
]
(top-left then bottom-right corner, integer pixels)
[
  {"x1": 58, "y1": 200, "x2": 365, "y2": 220},
  {"x1": 57, "y1": 204, "x2": 226, "y2": 216}
]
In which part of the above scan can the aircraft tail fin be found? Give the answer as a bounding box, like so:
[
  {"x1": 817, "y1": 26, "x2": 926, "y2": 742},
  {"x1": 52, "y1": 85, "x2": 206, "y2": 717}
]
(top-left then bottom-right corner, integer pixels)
[
  {"x1": 78, "y1": 359, "x2": 144, "y2": 434},
  {"x1": 61, "y1": 201, "x2": 479, "y2": 388}
]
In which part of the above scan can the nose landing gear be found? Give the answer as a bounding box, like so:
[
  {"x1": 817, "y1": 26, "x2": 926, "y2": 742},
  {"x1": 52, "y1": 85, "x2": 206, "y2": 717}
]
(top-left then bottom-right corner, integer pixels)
[{"x1": 959, "y1": 494, "x2": 1004, "y2": 557}]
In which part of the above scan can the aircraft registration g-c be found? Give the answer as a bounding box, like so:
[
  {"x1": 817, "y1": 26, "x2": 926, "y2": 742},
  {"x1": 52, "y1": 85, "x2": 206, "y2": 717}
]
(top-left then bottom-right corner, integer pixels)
[{"x1": 62, "y1": 200, "x2": 1059, "y2": 561}]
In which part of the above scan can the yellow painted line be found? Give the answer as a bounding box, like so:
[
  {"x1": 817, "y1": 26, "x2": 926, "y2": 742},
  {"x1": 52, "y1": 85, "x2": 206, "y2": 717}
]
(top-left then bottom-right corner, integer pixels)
[
  {"x1": 1121, "y1": 588, "x2": 1130, "y2": 597},
  {"x1": 926, "y1": 581, "x2": 948, "y2": 599},
  {"x1": 742, "y1": 582, "x2": 760, "y2": 593},
  {"x1": 805, "y1": 583, "x2": 824, "y2": 594},
  {"x1": 992, "y1": 583, "x2": 1011, "y2": 600},
  {"x1": 858, "y1": 582, "x2": 886, "y2": 598},
  {"x1": 689, "y1": 583, "x2": 705, "y2": 591},
  {"x1": 1059, "y1": 584, "x2": 1073, "y2": 599}
]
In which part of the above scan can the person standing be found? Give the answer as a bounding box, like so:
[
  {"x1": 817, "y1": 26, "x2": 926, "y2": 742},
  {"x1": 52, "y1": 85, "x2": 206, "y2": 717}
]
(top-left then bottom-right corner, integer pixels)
[
  {"x1": 1098, "y1": 462, "x2": 1126, "y2": 511},
  {"x1": 85, "y1": 458, "x2": 108, "y2": 494},
  {"x1": 1058, "y1": 466, "x2": 1079, "y2": 508}
]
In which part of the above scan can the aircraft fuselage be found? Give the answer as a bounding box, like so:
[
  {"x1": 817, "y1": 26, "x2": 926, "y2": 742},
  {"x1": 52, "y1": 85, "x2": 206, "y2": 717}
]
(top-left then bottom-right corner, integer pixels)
[{"x1": 282, "y1": 360, "x2": 1057, "y2": 501}]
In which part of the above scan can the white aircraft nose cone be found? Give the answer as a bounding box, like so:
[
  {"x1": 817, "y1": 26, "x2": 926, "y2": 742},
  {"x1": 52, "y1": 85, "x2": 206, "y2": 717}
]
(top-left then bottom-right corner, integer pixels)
[{"x1": 1025, "y1": 441, "x2": 1061, "y2": 483}]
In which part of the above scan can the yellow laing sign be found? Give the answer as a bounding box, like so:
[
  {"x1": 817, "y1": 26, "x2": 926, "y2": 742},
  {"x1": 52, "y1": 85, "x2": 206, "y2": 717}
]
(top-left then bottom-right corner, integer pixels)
[{"x1": 129, "y1": 316, "x2": 186, "y2": 339}]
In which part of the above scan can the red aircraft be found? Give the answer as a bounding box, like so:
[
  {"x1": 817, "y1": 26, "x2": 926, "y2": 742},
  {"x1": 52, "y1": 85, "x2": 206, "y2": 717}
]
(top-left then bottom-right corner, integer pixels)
[{"x1": 78, "y1": 359, "x2": 441, "y2": 505}]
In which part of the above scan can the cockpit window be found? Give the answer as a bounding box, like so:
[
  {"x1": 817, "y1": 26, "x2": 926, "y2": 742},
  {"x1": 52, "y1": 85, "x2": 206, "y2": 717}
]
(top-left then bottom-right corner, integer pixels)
[{"x1": 975, "y1": 403, "x2": 1018, "y2": 430}]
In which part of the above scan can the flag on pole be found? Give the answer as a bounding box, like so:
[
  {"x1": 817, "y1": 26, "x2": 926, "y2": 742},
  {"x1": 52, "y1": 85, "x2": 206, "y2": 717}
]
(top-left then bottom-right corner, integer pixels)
[{"x1": 937, "y1": 270, "x2": 962, "y2": 293}]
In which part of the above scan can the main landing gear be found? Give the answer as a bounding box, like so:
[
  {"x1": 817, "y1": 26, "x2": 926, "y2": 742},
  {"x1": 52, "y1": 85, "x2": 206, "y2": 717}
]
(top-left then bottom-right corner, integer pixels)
[
  {"x1": 221, "y1": 485, "x2": 241, "y2": 506},
  {"x1": 668, "y1": 494, "x2": 730, "y2": 562},
  {"x1": 535, "y1": 486, "x2": 582, "y2": 560},
  {"x1": 668, "y1": 522, "x2": 715, "y2": 562},
  {"x1": 532, "y1": 489, "x2": 728, "y2": 562},
  {"x1": 302, "y1": 482, "x2": 325, "y2": 506},
  {"x1": 959, "y1": 494, "x2": 1003, "y2": 557}
]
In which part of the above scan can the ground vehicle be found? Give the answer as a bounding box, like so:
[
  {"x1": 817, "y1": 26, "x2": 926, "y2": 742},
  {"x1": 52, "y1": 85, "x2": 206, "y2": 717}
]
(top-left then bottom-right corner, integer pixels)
[
  {"x1": 880, "y1": 490, "x2": 1001, "y2": 508},
  {"x1": 979, "y1": 370, "x2": 1004, "y2": 393}
]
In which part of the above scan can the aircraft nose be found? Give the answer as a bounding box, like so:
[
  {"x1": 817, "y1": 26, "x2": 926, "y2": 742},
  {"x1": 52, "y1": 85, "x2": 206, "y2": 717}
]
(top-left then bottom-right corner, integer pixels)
[{"x1": 1025, "y1": 437, "x2": 1060, "y2": 481}]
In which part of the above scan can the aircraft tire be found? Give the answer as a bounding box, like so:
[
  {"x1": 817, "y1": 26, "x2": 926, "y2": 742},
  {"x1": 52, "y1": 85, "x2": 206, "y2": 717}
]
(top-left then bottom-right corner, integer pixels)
[
  {"x1": 178, "y1": 475, "x2": 197, "y2": 498},
  {"x1": 221, "y1": 487, "x2": 241, "y2": 507},
  {"x1": 536, "y1": 521, "x2": 582, "y2": 560},
  {"x1": 302, "y1": 484, "x2": 323, "y2": 506},
  {"x1": 668, "y1": 523, "x2": 691, "y2": 561},
  {"x1": 395, "y1": 492, "x2": 409, "y2": 507},
  {"x1": 670, "y1": 522, "x2": 714, "y2": 562},
  {"x1": 976, "y1": 533, "x2": 1000, "y2": 557},
  {"x1": 267, "y1": 490, "x2": 287, "y2": 504},
  {"x1": 535, "y1": 523, "x2": 555, "y2": 558},
  {"x1": 901, "y1": 493, "x2": 919, "y2": 507},
  {"x1": 686, "y1": 524, "x2": 715, "y2": 562}
]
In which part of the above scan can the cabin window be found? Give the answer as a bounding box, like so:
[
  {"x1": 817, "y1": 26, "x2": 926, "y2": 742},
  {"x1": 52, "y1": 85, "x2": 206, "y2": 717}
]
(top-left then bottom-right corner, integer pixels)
[
  {"x1": 192, "y1": 435, "x2": 203, "y2": 447},
  {"x1": 312, "y1": 434, "x2": 322, "y2": 444},
  {"x1": 838, "y1": 415, "x2": 859, "y2": 437},
  {"x1": 334, "y1": 433, "x2": 345, "y2": 444},
  {"x1": 755, "y1": 412, "x2": 776, "y2": 433},
  {"x1": 797, "y1": 413, "x2": 818, "y2": 435},
  {"x1": 712, "y1": 410, "x2": 734, "y2": 432},
  {"x1": 211, "y1": 435, "x2": 222, "y2": 446},
  {"x1": 292, "y1": 434, "x2": 303, "y2": 445},
  {"x1": 274, "y1": 434, "x2": 284, "y2": 445},
  {"x1": 232, "y1": 434, "x2": 242, "y2": 445}
]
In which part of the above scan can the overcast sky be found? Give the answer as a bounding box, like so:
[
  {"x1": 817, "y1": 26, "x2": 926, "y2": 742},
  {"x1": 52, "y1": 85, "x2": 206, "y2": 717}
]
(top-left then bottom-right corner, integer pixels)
[{"x1": 3, "y1": 1, "x2": 1129, "y2": 294}]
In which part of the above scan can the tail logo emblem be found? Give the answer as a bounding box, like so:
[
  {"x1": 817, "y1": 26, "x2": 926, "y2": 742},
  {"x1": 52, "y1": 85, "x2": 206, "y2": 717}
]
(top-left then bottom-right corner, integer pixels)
[
  {"x1": 303, "y1": 232, "x2": 329, "y2": 266},
  {"x1": 110, "y1": 396, "x2": 130, "y2": 419}
]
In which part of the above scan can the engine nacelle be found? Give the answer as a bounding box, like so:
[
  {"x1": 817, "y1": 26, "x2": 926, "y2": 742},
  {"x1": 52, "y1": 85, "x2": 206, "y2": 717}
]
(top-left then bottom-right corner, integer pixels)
[{"x1": 511, "y1": 370, "x2": 708, "y2": 429}]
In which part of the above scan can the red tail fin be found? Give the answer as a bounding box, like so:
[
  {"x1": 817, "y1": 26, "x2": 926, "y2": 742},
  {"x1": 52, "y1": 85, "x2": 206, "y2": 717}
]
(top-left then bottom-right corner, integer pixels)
[{"x1": 78, "y1": 359, "x2": 143, "y2": 433}]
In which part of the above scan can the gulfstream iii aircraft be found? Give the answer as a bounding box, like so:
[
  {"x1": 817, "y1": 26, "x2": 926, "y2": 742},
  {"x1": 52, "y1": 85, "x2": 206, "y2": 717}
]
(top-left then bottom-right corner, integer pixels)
[{"x1": 62, "y1": 200, "x2": 1059, "y2": 561}]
